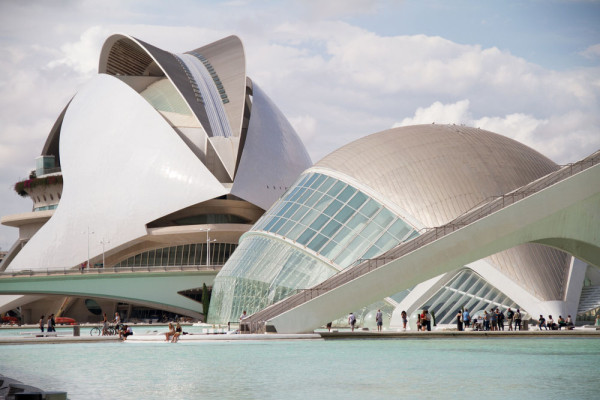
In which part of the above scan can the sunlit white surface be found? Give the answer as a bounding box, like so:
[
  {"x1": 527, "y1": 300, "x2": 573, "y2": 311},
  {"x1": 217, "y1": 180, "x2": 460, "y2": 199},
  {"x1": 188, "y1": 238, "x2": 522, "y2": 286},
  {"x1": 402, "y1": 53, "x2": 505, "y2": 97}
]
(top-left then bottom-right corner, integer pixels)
[
  {"x1": 8, "y1": 74, "x2": 226, "y2": 271},
  {"x1": 231, "y1": 83, "x2": 312, "y2": 210}
]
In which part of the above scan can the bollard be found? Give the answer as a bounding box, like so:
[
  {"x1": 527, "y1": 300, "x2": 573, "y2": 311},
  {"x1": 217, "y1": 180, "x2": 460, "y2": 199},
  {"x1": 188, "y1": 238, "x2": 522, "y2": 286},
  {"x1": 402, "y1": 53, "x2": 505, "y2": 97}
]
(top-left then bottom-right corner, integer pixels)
[{"x1": 73, "y1": 325, "x2": 80, "y2": 336}]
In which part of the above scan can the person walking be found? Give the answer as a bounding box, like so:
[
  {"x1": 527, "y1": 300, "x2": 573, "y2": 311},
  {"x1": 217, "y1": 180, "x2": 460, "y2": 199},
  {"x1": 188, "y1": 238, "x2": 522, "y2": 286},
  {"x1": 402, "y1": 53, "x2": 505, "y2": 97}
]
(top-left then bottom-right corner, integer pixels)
[
  {"x1": 483, "y1": 311, "x2": 490, "y2": 331},
  {"x1": 39, "y1": 315, "x2": 45, "y2": 333},
  {"x1": 375, "y1": 309, "x2": 383, "y2": 332},
  {"x1": 348, "y1": 312, "x2": 357, "y2": 332},
  {"x1": 490, "y1": 308, "x2": 498, "y2": 331},
  {"x1": 47, "y1": 314, "x2": 56, "y2": 332},
  {"x1": 102, "y1": 312, "x2": 109, "y2": 335}
]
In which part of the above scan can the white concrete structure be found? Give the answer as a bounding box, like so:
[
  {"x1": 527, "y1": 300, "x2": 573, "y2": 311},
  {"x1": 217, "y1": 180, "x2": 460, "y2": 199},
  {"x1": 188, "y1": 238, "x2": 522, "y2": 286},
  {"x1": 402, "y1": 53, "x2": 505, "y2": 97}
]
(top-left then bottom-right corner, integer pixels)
[
  {"x1": 266, "y1": 157, "x2": 599, "y2": 333},
  {"x1": 0, "y1": 34, "x2": 311, "y2": 323},
  {"x1": 209, "y1": 125, "x2": 597, "y2": 330}
]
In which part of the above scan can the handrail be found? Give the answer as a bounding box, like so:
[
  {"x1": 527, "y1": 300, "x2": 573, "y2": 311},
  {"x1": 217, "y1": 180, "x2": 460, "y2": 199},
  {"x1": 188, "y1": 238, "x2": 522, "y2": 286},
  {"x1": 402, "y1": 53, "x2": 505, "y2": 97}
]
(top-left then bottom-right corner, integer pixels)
[
  {"x1": 0, "y1": 264, "x2": 223, "y2": 279},
  {"x1": 242, "y1": 150, "x2": 600, "y2": 333}
]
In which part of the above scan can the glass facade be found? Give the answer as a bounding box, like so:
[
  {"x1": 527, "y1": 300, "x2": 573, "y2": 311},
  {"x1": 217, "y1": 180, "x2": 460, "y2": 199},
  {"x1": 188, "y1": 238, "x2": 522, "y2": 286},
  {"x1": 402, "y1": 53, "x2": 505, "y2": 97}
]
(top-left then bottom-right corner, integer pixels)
[
  {"x1": 113, "y1": 242, "x2": 237, "y2": 268},
  {"x1": 419, "y1": 269, "x2": 521, "y2": 325},
  {"x1": 208, "y1": 171, "x2": 420, "y2": 324}
]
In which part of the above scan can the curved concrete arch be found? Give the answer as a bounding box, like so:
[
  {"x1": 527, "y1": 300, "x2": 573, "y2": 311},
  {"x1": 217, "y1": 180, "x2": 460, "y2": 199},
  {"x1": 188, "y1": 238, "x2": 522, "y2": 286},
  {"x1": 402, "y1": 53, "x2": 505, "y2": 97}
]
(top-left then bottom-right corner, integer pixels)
[{"x1": 99, "y1": 33, "x2": 213, "y2": 137}]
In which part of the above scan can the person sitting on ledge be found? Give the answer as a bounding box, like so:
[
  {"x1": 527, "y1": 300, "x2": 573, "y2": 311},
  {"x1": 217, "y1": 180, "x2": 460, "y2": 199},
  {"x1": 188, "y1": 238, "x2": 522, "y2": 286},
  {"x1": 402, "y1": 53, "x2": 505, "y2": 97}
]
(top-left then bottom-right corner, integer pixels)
[
  {"x1": 165, "y1": 322, "x2": 175, "y2": 342},
  {"x1": 565, "y1": 315, "x2": 574, "y2": 330},
  {"x1": 547, "y1": 315, "x2": 557, "y2": 330},
  {"x1": 538, "y1": 315, "x2": 548, "y2": 330},
  {"x1": 558, "y1": 316, "x2": 566, "y2": 330}
]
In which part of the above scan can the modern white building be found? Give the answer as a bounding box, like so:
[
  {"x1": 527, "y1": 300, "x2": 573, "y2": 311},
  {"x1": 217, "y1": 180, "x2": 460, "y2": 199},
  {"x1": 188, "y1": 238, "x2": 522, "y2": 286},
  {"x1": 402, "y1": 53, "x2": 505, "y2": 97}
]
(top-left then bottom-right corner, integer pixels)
[
  {"x1": 209, "y1": 124, "x2": 598, "y2": 328},
  {"x1": 0, "y1": 34, "x2": 311, "y2": 323}
]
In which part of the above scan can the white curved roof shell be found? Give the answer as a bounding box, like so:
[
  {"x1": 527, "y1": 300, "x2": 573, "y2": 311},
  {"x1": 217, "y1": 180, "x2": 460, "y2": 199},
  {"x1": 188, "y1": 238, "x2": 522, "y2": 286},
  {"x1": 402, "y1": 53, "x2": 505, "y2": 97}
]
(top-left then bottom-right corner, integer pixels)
[
  {"x1": 315, "y1": 125, "x2": 570, "y2": 301},
  {"x1": 7, "y1": 74, "x2": 227, "y2": 271}
]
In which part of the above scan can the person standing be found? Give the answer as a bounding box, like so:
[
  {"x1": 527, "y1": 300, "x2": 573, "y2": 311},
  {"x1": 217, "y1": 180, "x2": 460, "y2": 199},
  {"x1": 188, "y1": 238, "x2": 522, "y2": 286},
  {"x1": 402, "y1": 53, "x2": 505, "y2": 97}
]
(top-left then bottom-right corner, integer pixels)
[
  {"x1": 375, "y1": 309, "x2": 383, "y2": 332},
  {"x1": 462, "y1": 308, "x2": 470, "y2": 329},
  {"x1": 348, "y1": 312, "x2": 357, "y2": 331},
  {"x1": 39, "y1": 315, "x2": 45, "y2": 333},
  {"x1": 514, "y1": 309, "x2": 522, "y2": 331},
  {"x1": 507, "y1": 308, "x2": 514, "y2": 331},
  {"x1": 401, "y1": 310, "x2": 408, "y2": 331},
  {"x1": 490, "y1": 309, "x2": 498, "y2": 331},
  {"x1": 424, "y1": 310, "x2": 431, "y2": 331},
  {"x1": 483, "y1": 311, "x2": 490, "y2": 331},
  {"x1": 102, "y1": 312, "x2": 109, "y2": 335},
  {"x1": 497, "y1": 309, "x2": 505, "y2": 331},
  {"x1": 456, "y1": 310, "x2": 463, "y2": 331},
  {"x1": 114, "y1": 312, "x2": 121, "y2": 328}
]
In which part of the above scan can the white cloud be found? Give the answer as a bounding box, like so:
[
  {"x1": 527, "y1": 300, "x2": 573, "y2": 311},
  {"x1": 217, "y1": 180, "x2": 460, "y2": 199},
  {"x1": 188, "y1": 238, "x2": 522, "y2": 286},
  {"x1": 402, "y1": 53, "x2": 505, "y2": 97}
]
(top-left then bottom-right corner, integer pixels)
[
  {"x1": 1, "y1": 1, "x2": 599, "y2": 249},
  {"x1": 580, "y1": 43, "x2": 600, "y2": 59}
]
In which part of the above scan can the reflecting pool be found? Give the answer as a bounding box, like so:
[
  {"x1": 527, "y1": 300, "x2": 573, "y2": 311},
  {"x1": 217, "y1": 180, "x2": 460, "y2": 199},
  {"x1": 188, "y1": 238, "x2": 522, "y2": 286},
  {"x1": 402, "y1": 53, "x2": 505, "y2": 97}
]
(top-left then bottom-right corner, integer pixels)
[{"x1": 2, "y1": 337, "x2": 600, "y2": 399}]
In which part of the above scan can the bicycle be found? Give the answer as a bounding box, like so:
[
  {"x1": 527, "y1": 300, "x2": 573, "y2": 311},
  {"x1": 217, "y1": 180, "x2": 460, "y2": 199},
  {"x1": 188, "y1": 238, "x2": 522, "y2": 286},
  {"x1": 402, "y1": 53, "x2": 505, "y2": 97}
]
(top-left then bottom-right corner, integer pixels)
[{"x1": 90, "y1": 324, "x2": 121, "y2": 336}]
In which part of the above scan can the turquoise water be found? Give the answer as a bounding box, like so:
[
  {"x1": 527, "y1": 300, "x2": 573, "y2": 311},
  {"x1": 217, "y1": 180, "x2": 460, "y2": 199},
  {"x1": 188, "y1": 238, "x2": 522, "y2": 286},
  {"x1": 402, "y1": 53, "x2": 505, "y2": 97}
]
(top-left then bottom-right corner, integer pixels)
[{"x1": 2, "y1": 337, "x2": 600, "y2": 399}]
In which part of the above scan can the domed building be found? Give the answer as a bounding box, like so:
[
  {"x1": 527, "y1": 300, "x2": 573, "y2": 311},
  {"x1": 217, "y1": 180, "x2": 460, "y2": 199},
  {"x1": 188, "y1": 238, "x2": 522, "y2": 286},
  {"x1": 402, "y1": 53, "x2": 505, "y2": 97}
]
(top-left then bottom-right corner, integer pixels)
[
  {"x1": 209, "y1": 124, "x2": 590, "y2": 328},
  {"x1": 0, "y1": 34, "x2": 312, "y2": 323}
]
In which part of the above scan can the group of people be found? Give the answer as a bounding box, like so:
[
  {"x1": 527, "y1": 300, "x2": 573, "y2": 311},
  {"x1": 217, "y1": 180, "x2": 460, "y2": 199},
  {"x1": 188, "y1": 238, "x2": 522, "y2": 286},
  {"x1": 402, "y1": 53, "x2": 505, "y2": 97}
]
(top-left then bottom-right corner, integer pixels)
[
  {"x1": 458, "y1": 307, "x2": 523, "y2": 331},
  {"x1": 38, "y1": 314, "x2": 55, "y2": 333},
  {"x1": 537, "y1": 314, "x2": 574, "y2": 330},
  {"x1": 102, "y1": 312, "x2": 122, "y2": 335},
  {"x1": 165, "y1": 322, "x2": 183, "y2": 342}
]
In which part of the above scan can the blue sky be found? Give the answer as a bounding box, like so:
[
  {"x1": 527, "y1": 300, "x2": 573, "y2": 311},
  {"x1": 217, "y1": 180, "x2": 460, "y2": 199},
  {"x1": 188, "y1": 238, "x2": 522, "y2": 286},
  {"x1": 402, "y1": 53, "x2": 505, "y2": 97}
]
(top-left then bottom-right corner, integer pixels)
[{"x1": 0, "y1": 0, "x2": 599, "y2": 250}]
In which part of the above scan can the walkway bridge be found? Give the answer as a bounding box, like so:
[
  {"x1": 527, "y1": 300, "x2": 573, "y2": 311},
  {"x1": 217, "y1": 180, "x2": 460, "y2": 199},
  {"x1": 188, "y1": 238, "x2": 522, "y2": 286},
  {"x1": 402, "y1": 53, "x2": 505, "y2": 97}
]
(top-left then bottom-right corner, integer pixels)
[
  {"x1": 242, "y1": 151, "x2": 600, "y2": 333},
  {"x1": 0, "y1": 265, "x2": 222, "y2": 319}
]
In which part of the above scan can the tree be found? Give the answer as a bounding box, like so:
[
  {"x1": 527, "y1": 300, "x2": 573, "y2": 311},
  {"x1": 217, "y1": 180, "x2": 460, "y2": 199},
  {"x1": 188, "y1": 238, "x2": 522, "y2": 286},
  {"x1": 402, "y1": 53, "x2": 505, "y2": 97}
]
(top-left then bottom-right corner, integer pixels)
[{"x1": 201, "y1": 283, "x2": 211, "y2": 317}]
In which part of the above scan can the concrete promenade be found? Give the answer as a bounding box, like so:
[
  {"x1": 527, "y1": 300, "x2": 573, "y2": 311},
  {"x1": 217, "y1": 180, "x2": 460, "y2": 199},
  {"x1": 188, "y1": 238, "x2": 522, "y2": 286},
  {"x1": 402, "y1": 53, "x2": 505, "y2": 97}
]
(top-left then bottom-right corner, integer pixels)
[{"x1": 1, "y1": 326, "x2": 599, "y2": 344}]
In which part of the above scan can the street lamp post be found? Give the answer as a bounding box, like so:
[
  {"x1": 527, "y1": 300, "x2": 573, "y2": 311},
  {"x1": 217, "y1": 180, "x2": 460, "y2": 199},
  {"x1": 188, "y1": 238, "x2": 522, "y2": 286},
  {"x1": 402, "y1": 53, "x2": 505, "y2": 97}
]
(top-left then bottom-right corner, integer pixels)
[
  {"x1": 198, "y1": 228, "x2": 217, "y2": 267},
  {"x1": 84, "y1": 226, "x2": 94, "y2": 269},
  {"x1": 100, "y1": 239, "x2": 110, "y2": 268}
]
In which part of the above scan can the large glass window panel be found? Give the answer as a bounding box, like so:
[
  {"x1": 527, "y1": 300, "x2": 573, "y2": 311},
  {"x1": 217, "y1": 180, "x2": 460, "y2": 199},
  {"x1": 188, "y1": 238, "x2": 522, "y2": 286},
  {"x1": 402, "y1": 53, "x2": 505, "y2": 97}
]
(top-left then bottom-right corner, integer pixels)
[
  {"x1": 360, "y1": 199, "x2": 381, "y2": 218},
  {"x1": 317, "y1": 177, "x2": 335, "y2": 194},
  {"x1": 301, "y1": 208, "x2": 321, "y2": 226},
  {"x1": 282, "y1": 187, "x2": 300, "y2": 202},
  {"x1": 327, "y1": 181, "x2": 346, "y2": 197},
  {"x1": 310, "y1": 174, "x2": 326, "y2": 189},
  {"x1": 333, "y1": 205, "x2": 355, "y2": 224},
  {"x1": 346, "y1": 213, "x2": 368, "y2": 232},
  {"x1": 362, "y1": 244, "x2": 383, "y2": 260},
  {"x1": 321, "y1": 219, "x2": 342, "y2": 238},
  {"x1": 287, "y1": 222, "x2": 308, "y2": 240},
  {"x1": 359, "y1": 222, "x2": 383, "y2": 242},
  {"x1": 313, "y1": 194, "x2": 333, "y2": 212},
  {"x1": 337, "y1": 186, "x2": 356, "y2": 203},
  {"x1": 303, "y1": 190, "x2": 323, "y2": 208},
  {"x1": 282, "y1": 203, "x2": 300, "y2": 219},
  {"x1": 372, "y1": 208, "x2": 394, "y2": 229},
  {"x1": 373, "y1": 232, "x2": 397, "y2": 253},
  {"x1": 309, "y1": 214, "x2": 329, "y2": 231},
  {"x1": 263, "y1": 217, "x2": 280, "y2": 232},
  {"x1": 276, "y1": 202, "x2": 294, "y2": 218},
  {"x1": 307, "y1": 233, "x2": 329, "y2": 252},
  {"x1": 270, "y1": 217, "x2": 287, "y2": 233},
  {"x1": 348, "y1": 191, "x2": 368, "y2": 210},
  {"x1": 297, "y1": 228, "x2": 317, "y2": 246},
  {"x1": 323, "y1": 200, "x2": 343, "y2": 217},
  {"x1": 288, "y1": 187, "x2": 305, "y2": 203},
  {"x1": 296, "y1": 188, "x2": 314, "y2": 204},
  {"x1": 277, "y1": 219, "x2": 297, "y2": 236},
  {"x1": 387, "y1": 219, "x2": 413, "y2": 241},
  {"x1": 320, "y1": 239, "x2": 342, "y2": 260},
  {"x1": 292, "y1": 205, "x2": 313, "y2": 224},
  {"x1": 303, "y1": 173, "x2": 318, "y2": 187},
  {"x1": 331, "y1": 225, "x2": 354, "y2": 247}
]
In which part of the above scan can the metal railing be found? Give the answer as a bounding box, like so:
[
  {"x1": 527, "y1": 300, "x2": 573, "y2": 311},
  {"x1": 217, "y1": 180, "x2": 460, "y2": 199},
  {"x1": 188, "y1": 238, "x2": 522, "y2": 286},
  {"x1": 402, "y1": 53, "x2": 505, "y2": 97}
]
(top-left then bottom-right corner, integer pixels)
[
  {"x1": 0, "y1": 264, "x2": 223, "y2": 279},
  {"x1": 242, "y1": 150, "x2": 600, "y2": 333}
]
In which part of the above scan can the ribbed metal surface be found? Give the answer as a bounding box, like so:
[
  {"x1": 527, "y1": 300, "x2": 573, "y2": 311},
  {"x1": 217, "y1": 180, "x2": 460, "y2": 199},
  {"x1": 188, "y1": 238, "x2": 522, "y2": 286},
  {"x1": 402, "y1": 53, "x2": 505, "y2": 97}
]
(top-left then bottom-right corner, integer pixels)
[{"x1": 316, "y1": 124, "x2": 569, "y2": 301}]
